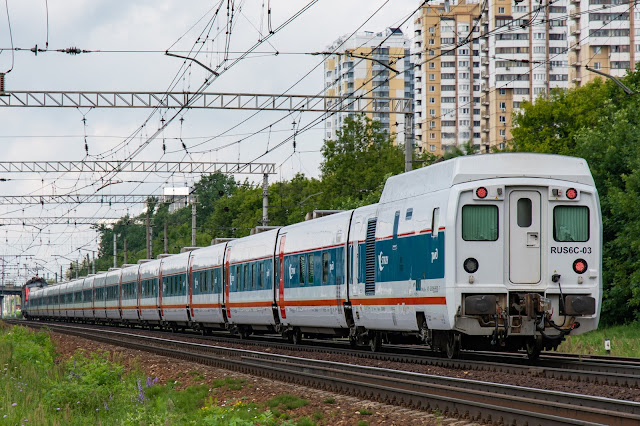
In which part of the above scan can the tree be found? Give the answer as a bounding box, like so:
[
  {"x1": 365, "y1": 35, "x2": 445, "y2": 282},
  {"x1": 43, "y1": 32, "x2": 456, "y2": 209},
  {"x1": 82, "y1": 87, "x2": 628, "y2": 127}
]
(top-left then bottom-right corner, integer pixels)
[
  {"x1": 510, "y1": 67, "x2": 640, "y2": 324},
  {"x1": 320, "y1": 114, "x2": 404, "y2": 207}
]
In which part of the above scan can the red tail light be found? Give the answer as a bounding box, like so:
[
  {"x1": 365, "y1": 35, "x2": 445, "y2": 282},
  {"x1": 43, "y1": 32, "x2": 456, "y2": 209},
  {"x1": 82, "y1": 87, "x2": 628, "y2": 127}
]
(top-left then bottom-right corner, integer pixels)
[
  {"x1": 566, "y1": 188, "x2": 578, "y2": 199},
  {"x1": 476, "y1": 187, "x2": 488, "y2": 199},
  {"x1": 573, "y1": 259, "x2": 587, "y2": 274}
]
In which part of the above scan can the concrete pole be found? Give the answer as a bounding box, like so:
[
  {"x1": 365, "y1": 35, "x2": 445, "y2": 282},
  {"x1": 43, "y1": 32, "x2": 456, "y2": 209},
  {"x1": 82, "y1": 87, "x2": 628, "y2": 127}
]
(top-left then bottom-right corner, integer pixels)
[
  {"x1": 191, "y1": 199, "x2": 197, "y2": 246},
  {"x1": 404, "y1": 111, "x2": 414, "y2": 173},
  {"x1": 113, "y1": 233, "x2": 117, "y2": 268},
  {"x1": 86, "y1": 254, "x2": 90, "y2": 275},
  {"x1": 123, "y1": 239, "x2": 128, "y2": 264},
  {"x1": 92, "y1": 251, "x2": 95, "y2": 275},
  {"x1": 262, "y1": 174, "x2": 269, "y2": 226}
]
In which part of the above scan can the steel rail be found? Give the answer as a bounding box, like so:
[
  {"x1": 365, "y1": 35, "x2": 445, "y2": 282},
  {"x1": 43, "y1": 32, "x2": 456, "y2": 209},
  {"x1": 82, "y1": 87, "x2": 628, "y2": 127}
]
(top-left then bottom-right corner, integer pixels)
[{"x1": 14, "y1": 321, "x2": 616, "y2": 426}]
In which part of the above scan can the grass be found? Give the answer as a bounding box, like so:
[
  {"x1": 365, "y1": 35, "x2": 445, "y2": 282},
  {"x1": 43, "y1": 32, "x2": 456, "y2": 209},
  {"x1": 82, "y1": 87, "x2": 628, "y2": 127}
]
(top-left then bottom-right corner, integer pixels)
[
  {"x1": 558, "y1": 322, "x2": 640, "y2": 357},
  {"x1": 0, "y1": 322, "x2": 318, "y2": 425}
]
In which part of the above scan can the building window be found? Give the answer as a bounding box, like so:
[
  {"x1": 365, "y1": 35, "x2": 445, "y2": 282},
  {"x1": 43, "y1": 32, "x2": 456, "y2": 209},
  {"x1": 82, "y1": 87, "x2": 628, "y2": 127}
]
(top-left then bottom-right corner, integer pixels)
[
  {"x1": 430, "y1": 85, "x2": 436, "y2": 92},
  {"x1": 429, "y1": 62, "x2": 436, "y2": 69},
  {"x1": 429, "y1": 144, "x2": 436, "y2": 151},
  {"x1": 429, "y1": 97, "x2": 436, "y2": 104},
  {"x1": 430, "y1": 109, "x2": 436, "y2": 116},
  {"x1": 499, "y1": 129, "x2": 506, "y2": 137},
  {"x1": 429, "y1": 38, "x2": 435, "y2": 45},
  {"x1": 430, "y1": 133, "x2": 436, "y2": 139},
  {"x1": 429, "y1": 73, "x2": 436, "y2": 81},
  {"x1": 500, "y1": 115, "x2": 506, "y2": 123},
  {"x1": 499, "y1": 88, "x2": 506, "y2": 95},
  {"x1": 499, "y1": 102, "x2": 506, "y2": 111},
  {"x1": 429, "y1": 27, "x2": 435, "y2": 34},
  {"x1": 498, "y1": 7, "x2": 505, "y2": 13},
  {"x1": 593, "y1": 62, "x2": 601, "y2": 70},
  {"x1": 429, "y1": 121, "x2": 436, "y2": 129}
]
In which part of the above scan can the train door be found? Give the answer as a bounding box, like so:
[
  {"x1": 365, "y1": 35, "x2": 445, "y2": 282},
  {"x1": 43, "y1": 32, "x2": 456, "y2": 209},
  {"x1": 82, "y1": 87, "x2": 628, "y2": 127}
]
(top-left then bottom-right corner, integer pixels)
[
  {"x1": 224, "y1": 247, "x2": 231, "y2": 318},
  {"x1": 509, "y1": 190, "x2": 541, "y2": 284},
  {"x1": 188, "y1": 254, "x2": 195, "y2": 319},
  {"x1": 278, "y1": 234, "x2": 286, "y2": 319}
]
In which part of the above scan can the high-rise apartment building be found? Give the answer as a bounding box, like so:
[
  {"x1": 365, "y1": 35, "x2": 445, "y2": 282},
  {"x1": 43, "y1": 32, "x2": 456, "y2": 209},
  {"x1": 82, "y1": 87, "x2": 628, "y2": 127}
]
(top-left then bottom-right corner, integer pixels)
[
  {"x1": 323, "y1": 28, "x2": 413, "y2": 144},
  {"x1": 413, "y1": 0, "x2": 639, "y2": 155}
]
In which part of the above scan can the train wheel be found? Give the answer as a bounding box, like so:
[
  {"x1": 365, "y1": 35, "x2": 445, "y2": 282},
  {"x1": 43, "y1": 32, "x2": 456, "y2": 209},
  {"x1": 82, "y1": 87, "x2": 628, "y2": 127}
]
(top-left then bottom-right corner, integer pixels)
[
  {"x1": 291, "y1": 328, "x2": 302, "y2": 345},
  {"x1": 238, "y1": 327, "x2": 250, "y2": 340},
  {"x1": 445, "y1": 332, "x2": 461, "y2": 359},
  {"x1": 369, "y1": 332, "x2": 382, "y2": 352},
  {"x1": 349, "y1": 335, "x2": 358, "y2": 348},
  {"x1": 526, "y1": 339, "x2": 541, "y2": 360}
]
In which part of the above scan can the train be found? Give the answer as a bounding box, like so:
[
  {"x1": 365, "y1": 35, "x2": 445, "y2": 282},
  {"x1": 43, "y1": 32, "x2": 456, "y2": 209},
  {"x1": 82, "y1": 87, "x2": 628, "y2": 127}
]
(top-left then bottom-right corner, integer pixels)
[{"x1": 22, "y1": 153, "x2": 602, "y2": 359}]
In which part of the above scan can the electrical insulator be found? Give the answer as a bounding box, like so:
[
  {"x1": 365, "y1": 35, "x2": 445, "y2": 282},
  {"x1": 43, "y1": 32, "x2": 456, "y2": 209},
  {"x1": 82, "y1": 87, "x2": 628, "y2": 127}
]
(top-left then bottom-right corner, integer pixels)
[{"x1": 0, "y1": 73, "x2": 4, "y2": 94}]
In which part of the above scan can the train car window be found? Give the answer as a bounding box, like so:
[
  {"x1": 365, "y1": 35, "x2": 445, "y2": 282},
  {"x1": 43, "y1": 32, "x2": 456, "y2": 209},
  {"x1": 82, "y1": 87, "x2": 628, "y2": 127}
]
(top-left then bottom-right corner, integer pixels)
[
  {"x1": 406, "y1": 208, "x2": 413, "y2": 220},
  {"x1": 393, "y1": 211, "x2": 400, "y2": 238},
  {"x1": 462, "y1": 205, "x2": 498, "y2": 241},
  {"x1": 258, "y1": 263, "x2": 264, "y2": 289},
  {"x1": 308, "y1": 255, "x2": 315, "y2": 285},
  {"x1": 517, "y1": 198, "x2": 532, "y2": 227},
  {"x1": 235, "y1": 266, "x2": 240, "y2": 292},
  {"x1": 299, "y1": 255, "x2": 306, "y2": 285},
  {"x1": 554, "y1": 206, "x2": 589, "y2": 242},
  {"x1": 322, "y1": 252, "x2": 329, "y2": 284},
  {"x1": 251, "y1": 263, "x2": 257, "y2": 290},
  {"x1": 244, "y1": 264, "x2": 249, "y2": 291},
  {"x1": 432, "y1": 208, "x2": 440, "y2": 237}
]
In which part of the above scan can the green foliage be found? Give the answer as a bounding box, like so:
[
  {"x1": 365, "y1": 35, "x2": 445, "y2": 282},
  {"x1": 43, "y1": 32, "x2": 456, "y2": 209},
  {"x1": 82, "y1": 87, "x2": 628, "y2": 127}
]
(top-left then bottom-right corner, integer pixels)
[
  {"x1": 510, "y1": 67, "x2": 640, "y2": 325},
  {"x1": 323, "y1": 397, "x2": 336, "y2": 404},
  {"x1": 358, "y1": 408, "x2": 373, "y2": 415},
  {"x1": 320, "y1": 114, "x2": 404, "y2": 206},
  {"x1": 266, "y1": 394, "x2": 309, "y2": 410},
  {"x1": 211, "y1": 377, "x2": 246, "y2": 391},
  {"x1": 199, "y1": 397, "x2": 274, "y2": 425},
  {"x1": 559, "y1": 322, "x2": 640, "y2": 357},
  {"x1": 0, "y1": 326, "x2": 55, "y2": 371}
]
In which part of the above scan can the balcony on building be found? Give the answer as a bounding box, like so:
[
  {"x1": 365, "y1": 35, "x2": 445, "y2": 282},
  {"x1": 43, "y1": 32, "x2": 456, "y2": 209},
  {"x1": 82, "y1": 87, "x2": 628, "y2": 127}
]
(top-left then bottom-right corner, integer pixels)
[{"x1": 570, "y1": 26, "x2": 581, "y2": 35}]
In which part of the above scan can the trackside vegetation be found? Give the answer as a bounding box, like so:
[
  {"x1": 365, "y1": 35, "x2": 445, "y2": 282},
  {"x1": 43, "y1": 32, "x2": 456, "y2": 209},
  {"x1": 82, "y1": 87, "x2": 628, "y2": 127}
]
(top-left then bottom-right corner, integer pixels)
[{"x1": 0, "y1": 323, "x2": 317, "y2": 425}]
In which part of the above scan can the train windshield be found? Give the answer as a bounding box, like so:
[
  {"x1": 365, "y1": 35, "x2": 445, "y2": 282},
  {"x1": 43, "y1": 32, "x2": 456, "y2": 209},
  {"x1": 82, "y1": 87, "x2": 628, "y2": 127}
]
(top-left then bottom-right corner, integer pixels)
[
  {"x1": 553, "y1": 206, "x2": 589, "y2": 242},
  {"x1": 462, "y1": 205, "x2": 498, "y2": 241}
]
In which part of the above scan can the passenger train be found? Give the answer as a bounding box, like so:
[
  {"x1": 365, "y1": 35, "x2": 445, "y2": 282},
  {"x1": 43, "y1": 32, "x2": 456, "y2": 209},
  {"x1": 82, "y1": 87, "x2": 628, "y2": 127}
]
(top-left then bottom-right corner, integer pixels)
[{"x1": 22, "y1": 153, "x2": 602, "y2": 359}]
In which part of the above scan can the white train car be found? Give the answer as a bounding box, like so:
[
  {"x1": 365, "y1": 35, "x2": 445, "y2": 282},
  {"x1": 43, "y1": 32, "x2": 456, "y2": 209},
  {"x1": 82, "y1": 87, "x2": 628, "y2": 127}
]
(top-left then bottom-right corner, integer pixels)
[
  {"x1": 276, "y1": 211, "x2": 352, "y2": 343},
  {"x1": 120, "y1": 265, "x2": 140, "y2": 324},
  {"x1": 81, "y1": 276, "x2": 94, "y2": 320},
  {"x1": 160, "y1": 252, "x2": 191, "y2": 329},
  {"x1": 375, "y1": 153, "x2": 601, "y2": 357},
  {"x1": 70, "y1": 279, "x2": 85, "y2": 319},
  {"x1": 190, "y1": 244, "x2": 227, "y2": 333},
  {"x1": 139, "y1": 260, "x2": 161, "y2": 328},
  {"x1": 93, "y1": 273, "x2": 108, "y2": 320},
  {"x1": 23, "y1": 153, "x2": 600, "y2": 359},
  {"x1": 225, "y1": 229, "x2": 279, "y2": 337},
  {"x1": 105, "y1": 269, "x2": 122, "y2": 322}
]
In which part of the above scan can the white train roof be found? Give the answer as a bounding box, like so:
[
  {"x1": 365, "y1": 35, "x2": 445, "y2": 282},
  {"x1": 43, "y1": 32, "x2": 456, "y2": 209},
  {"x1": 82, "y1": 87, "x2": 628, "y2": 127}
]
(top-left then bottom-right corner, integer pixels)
[{"x1": 380, "y1": 153, "x2": 594, "y2": 203}]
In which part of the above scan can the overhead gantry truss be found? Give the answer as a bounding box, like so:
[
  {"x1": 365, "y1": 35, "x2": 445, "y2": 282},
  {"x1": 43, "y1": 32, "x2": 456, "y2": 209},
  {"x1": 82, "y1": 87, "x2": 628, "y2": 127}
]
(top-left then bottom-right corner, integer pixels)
[
  {"x1": 0, "y1": 217, "x2": 123, "y2": 226},
  {"x1": 0, "y1": 161, "x2": 275, "y2": 175},
  {"x1": 0, "y1": 194, "x2": 161, "y2": 205},
  {"x1": 0, "y1": 91, "x2": 412, "y2": 113}
]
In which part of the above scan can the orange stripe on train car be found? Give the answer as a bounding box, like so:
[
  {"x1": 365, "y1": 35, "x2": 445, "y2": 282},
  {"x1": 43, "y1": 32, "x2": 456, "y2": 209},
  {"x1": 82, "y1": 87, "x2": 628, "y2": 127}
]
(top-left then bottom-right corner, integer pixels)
[{"x1": 349, "y1": 296, "x2": 446, "y2": 306}]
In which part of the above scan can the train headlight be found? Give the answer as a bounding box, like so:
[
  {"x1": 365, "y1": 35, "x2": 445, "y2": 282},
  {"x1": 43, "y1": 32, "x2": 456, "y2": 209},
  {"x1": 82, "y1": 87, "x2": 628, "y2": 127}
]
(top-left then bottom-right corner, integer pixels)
[
  {"x1": 573, "y1": 259, "x2": 587, "y2": 274},
  {"x1": 463, "y1": 257, "x2": 479, "y2": 274},
  {"x1": 476, "y1": 187, "x2": 488, "y2": 199}
]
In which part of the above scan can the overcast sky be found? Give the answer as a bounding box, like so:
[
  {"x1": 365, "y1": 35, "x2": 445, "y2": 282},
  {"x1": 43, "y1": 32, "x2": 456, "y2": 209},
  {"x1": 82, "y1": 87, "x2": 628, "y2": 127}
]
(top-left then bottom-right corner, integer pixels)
[{"x1": 0, "y1": 0, "x2": 419, "y2": 283}]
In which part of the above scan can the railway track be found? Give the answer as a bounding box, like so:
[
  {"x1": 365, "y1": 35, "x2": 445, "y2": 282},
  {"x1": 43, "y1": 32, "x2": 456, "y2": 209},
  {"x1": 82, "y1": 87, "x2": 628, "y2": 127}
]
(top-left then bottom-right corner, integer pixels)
[
  {"x1": 14, "y1": 319, "x2": 640, "y2": 387},
  {"x1": 12, "y1": 320, "x2": 640, "y2": 425}
]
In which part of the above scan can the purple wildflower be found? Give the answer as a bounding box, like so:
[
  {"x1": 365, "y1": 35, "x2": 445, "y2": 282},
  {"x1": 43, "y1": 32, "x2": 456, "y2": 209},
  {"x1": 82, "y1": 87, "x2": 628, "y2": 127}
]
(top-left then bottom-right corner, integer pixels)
[{"x1": 11, "y1": 403, "x2": 17, "y2": 407}]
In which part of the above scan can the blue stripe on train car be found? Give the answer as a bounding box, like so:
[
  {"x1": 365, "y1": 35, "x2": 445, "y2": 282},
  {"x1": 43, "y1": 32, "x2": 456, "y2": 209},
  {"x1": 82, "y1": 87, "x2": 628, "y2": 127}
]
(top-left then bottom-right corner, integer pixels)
[
  {"x1": 282, "y1": 246, "x2": 346, "y2": 289},
  {"x1": 358, "y1": 231, "x2": 445, "y2": 284}
]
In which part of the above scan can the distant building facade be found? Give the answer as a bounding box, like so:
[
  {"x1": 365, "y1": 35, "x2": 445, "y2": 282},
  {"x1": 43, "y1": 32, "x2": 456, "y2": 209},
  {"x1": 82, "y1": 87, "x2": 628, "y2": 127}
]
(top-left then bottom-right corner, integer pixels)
[
  {"x1": 323, "y1": 28, "x2": 414, "y2": 144},
  {"x1": 412, "y1": 0, "x2": 639, "y2": 155}
]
